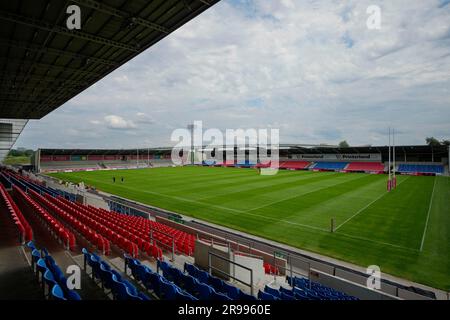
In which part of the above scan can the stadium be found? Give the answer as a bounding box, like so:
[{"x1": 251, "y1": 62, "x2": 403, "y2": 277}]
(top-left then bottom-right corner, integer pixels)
[{"x1": 0, "y1": 0, "x2": 449, "y2": 305}]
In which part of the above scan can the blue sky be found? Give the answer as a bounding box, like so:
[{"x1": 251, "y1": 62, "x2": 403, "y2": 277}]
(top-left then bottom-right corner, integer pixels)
[{"x1": 16, "y1": 0, "x2": 450, "y2": 149}]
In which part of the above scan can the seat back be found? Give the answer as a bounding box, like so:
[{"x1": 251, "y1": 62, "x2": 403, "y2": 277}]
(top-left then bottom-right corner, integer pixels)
[
  {"x1": 51, "y1": 284, "x2": 67, "y2": 300},
  {"x1": 196, "y1": 282, "x2": 213, "y2": 300},
  {"x1": 258, "y1": 290, "x2": 278, "y2": 300},
  {"x1": 264, "y1": 285, "x2": 281, "y2": 298}
]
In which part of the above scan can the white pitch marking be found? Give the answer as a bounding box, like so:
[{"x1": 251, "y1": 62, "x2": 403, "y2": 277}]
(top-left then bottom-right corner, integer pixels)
[
  {"x1": 335, "y1": 176, "x2": 411, "y2": 231},
  {"x1": 419, "y1": 176, "x2": 437, "y2": 252}
]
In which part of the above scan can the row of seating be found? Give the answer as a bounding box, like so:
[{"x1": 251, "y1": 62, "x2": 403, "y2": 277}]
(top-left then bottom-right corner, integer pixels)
[
  {"x1": 82, "y1": 248, "x2": 150, "y2": 300},
  {"x1": 311, "y1": 162, "x2": 349, "y2": 170},
  {"x1": 27, "y1": 189, "x2": 109, "y2": 254},
  {"x1": 13, "y1": 186, "x2": 76, "y2": 250},
  {"x1": 160, "y1": 260, "x2": 235, "y2": 300},
  {"x1": 287, "y1": 276, "x2": 358, "y2": 300},
  {"x1": 183, "y1": 262, "x2": 257, "y2": 300},
  {"x1": 263, "y1": 262, "x2": 280, "y2": 275},
  {"x1": 398, "y1": 164, "x2": 444, "y2": 174},
  {"x1": 4, "y1": 171, "x2": 59, "y2": 197},
  {"x1": 26, "y1": 241, "x2": 81, "y2": 300},
  {"x1": 5, "y1": 171, "x2": 167, "y2": 260},
  {"x1": 0, "y1": 182, "x2": 33, "y2": 243},
  {"x1": 44, "y1": 194, "x2": 141, "y2": 257},
  {"x1": 125, "y1": 255, "x2": 197, "y2": 300},
  {"x1": 345, "y1": 162, "x2": 385, "y2": 172},
  {"x1": 87, "y1": 205, "x2": 194, "y2": 257},
  {"x1": 55, "y1": 196, "x2": 163, "y2": 259},
  {"x1": 279, "y1": 161, "x2": 311, "y2": 170}
]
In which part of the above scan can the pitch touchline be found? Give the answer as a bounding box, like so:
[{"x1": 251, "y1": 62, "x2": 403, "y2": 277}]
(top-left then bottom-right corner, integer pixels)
[
  {"x1": 335, "y1": 176, "x2": 411, "y2": 231},
  {"x1": 419, "y1": 176, "x2": 437, "y2": 252}
]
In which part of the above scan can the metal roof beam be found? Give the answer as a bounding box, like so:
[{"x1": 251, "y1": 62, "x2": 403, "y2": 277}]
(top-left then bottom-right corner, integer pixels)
[
  {"x1": 71, "y1": 0, "x2": 170, "y2": 34},
  {"x1": 1, "y1": 58, "x2": 104, "y2": 78},
  {"x1": 0, "y1": 39, "x2": 118, "y2": 67},
  {"x1": 0, "y1": 10, "x2": 138, "y2": 52}
]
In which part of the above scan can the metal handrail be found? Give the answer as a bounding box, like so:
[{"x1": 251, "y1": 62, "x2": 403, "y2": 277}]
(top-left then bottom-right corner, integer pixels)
[
  {"x1": 208, "y1": 251, "x2": 254, "y2": 296},
  {"x1": 149, "y1": 226, "x2": 175, "y2": 261}
]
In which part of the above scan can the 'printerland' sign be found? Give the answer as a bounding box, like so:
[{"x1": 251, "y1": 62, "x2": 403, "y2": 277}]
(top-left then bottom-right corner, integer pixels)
[{"x1": 293, "y1": 153, "x2": 381, "y2": 162}]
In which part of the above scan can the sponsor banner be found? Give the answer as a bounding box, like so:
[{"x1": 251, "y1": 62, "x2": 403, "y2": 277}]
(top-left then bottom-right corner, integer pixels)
[{"x1": 292, "y1": 153, "x2": 381, "y2": 162}]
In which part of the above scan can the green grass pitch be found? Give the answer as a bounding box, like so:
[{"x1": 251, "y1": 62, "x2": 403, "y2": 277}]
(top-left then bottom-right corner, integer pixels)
[{"x1": 48, "y1": 166, "x2": 450, "y2": 290}]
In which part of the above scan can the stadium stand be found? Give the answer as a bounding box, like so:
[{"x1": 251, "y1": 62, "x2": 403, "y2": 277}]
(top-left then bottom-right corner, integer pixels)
[
  {"x1": 287, "y1": 276, "x2": 358, "y2": 300},
  {"x1": 310, "y1": 162, "x2": 348, "y2": 171},
  {"x1": 279, "y1": 161, "x2": 311, "y2": 170},
  {"x1": 25, "y1": 241, "x2": 82, "y2": 300},
  {"x1": 12, "y1": 186, "x2": 76, "y2": 251},
  {"x1": 345, "y1": 162, "x2": 385, "y2": 173},
  {"x1": 398, "y1": 164, "x2": 444, "y2": 174},
  {"x1": 0, "y1": 183, "x2": 33, "y2": 243},
  {"x1": 82, "y1": 248, "x2": 150, "y2": 300}
]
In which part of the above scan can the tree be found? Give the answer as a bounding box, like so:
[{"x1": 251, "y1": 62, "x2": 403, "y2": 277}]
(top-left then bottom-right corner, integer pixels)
[
  {"x1": 441, "y1": 140, "x2": 450, "y2": 147},
  {"x1": 425, "y1": 137, "x2": 441, "y2": 147},
  {"x1": 338, "y1": 140, "x2": 350, "y2": 148}
]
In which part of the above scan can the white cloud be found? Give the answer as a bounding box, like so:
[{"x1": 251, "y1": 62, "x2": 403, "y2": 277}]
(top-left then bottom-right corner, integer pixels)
[
  {"x1": 15, "y1": 0, "x2": 450, "y2": 149},
  {"x1": 104, "y1": 115, "x2": 136, "y2": 130}
]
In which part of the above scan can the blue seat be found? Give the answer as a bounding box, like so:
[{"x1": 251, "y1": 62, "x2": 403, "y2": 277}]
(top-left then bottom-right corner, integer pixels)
[
  {"x1": 209, "y1": 276, "x2": 224, "y2": 292},
  {"x1": 138, "y1": 292, "x2": 151, "y2": 300},
  {"x1": 99, "y1": 263, "x2": 114, "y2": 290},
  {"x1": 26, "y1": 241, "x2": 36, "y2": 251},
  {"x1": 128, "y1": 259, "x2": 140, "y2": 278},
  {"x1": 81, "y1": 248, "x2": 90, "y2": 271},
  {"x1": 52, "y1": 265, "x2": 65, "y2": 284},
  {"x1": 183, "y1": 274, "x2": 198, "y2": 295},
  {"x1": 147, "y1": 272, "x2": 162, "y2": 296},
  {"x1": 171, "y1": 268, "x2": 185, "y2": 287},
  {"x1": 221, "y1": 282, "x2": 240, "y2": 299},
  {"x1": 158, "y1": 260, "x2": 169, "y2": 273},
  {"x1": 31, "y1": 249, "x2": 41, "y2": 270},
  {"x1": 91, "y1": 252, "x2": 101, "y2": 262},
  {"x1": 36, "y1": 258, "x2": 48, "y2": 280},
  {"x1": 41, "y1": 248, "x2": 49, "y2": 257},
  {"x1": 160, "y1": 279, "x2": 178, "y2": 300},
  {"x1": 211, "y1": 289, "x2": 232, "y2": 301},
  {"x1": 66, "y1": 289, "x2": 82, "y2": 300},
  {"x1": 52, "y1": 284, "x2": 67, "y2": 300},
  {"x1": 175, "y1": 288, "x2": 197, "y2": 301},
  {"x1": 196, "y1": 269, "x2": 209, "y2": 284},
  {"x1": 90, "y1": 256, "x2": 102, "y2": 281},
  {"x1": 196, "y1": 282, "x2": 213, "y2": 300},
  {"x1": 280, "y1": 292, "x2": 296, "y2": 300},
  {"x1": 258, "y1": 290, "x2": 278, "y2": 300},
  {"x1": 135, "y1": 264, "x2": 151, "y2": 284},
  {"x1": 45, "y1": 254, "x2": 56, "y2": 266},
  {"x1": 43, "y1": 270, "x2": 58, "y2": 295},
  {"x1": 184, "y1": 263, "x2": 198, "y2": 278},
  {"x1": 280, "y1": 286, "x2": 293, "y2": 295},
  {"x1": 239, "y1": 291, "x2": 257, "y2": 300},
  {"x1": 111, "y1": 274, "x2": 140, "y2": 300},
  {"x1": 110, "y1": 269, "x2": 122, "y2": 282},
  {"x1": 122, "y1": 279, "x2": 138, "y2": 296},
  {"x1": 264, "y1": 285, "x2": 281, "y2": 298}
]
